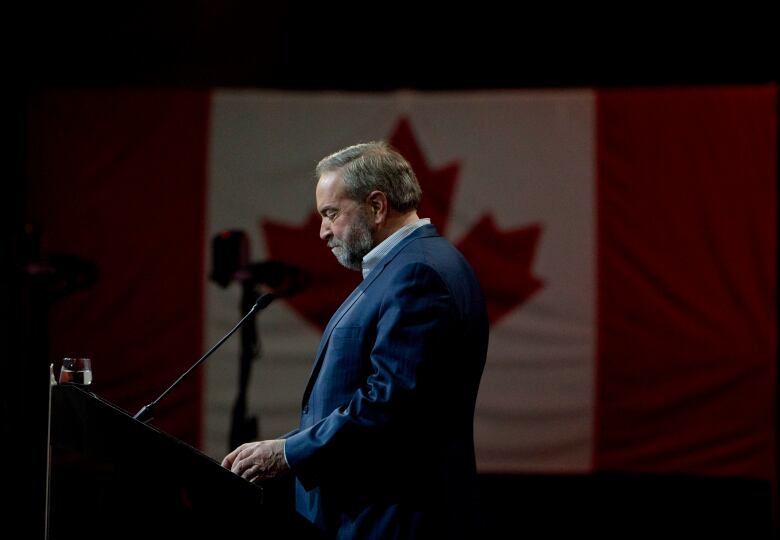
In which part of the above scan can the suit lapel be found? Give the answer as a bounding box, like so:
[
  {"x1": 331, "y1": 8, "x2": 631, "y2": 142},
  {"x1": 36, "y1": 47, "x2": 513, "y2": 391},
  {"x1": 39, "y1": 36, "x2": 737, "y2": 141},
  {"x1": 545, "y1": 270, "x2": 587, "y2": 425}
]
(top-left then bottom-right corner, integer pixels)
[{"x1": 301, "y1": 224, "x2": 440, "y2": 405}]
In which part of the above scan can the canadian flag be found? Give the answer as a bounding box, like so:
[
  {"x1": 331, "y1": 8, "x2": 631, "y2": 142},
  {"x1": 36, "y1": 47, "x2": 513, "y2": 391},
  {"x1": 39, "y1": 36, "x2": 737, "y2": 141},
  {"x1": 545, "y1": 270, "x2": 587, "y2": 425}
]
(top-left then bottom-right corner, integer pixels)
[{"x1": 28, "y1": 86, "x2": 776, "y2": 484}]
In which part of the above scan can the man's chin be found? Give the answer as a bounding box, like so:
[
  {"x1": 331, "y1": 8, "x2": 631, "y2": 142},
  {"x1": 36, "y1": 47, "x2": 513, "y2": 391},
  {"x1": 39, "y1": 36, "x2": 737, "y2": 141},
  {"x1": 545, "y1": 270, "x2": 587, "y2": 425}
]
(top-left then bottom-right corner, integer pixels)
[{"x1": 333, "y1": 253, "x2": 362, "y2": 272}]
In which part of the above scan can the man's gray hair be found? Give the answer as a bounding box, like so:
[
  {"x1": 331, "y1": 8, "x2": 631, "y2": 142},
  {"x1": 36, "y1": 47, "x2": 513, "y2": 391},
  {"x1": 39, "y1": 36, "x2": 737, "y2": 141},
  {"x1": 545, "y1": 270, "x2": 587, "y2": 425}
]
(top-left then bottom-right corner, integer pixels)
[{"x1": 315, "y1": 141, "x2": 422, "y2": 212}]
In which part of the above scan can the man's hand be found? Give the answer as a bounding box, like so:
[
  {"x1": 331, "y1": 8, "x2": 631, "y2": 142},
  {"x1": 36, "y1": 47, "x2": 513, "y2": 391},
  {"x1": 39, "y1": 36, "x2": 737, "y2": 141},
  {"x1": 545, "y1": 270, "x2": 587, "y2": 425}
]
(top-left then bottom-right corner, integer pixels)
[{"x1": 221, "y1": 439, "x2": 289, "y2": 483}]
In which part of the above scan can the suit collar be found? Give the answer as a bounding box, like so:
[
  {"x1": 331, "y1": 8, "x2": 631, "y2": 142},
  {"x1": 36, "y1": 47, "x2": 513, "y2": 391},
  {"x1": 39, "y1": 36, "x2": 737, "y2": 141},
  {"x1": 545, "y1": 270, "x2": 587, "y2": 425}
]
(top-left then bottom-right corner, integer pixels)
[
  {"x1": 360, "y1": 223, "x2": 439, "y2": 288},
  {"x1": 301, "y1": 223, "x2": 440, "y2": 405},
  {"x1": 322, "y1": 223, "x2": 438, "y2": 340}
]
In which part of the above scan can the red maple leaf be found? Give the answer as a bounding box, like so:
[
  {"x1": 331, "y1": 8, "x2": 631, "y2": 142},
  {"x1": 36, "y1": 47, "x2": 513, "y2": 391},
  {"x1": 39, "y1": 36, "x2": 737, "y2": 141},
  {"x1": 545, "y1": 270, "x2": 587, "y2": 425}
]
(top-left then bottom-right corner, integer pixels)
[
  {"x1": 457, "y1": 215, "x2": 544, "y2": 324},
  {"x1": 262, "y1": 117, "x2": 543, "y2": 328}
]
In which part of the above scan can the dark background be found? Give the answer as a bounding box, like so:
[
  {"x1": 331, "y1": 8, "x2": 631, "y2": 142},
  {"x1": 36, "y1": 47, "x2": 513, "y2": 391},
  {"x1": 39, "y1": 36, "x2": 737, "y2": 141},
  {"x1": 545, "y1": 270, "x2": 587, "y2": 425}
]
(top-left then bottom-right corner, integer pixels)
[
  {"x1": 7, "y1": 2, "x2": 779, "y2": 89},
  {"x1": 2, "y1": 2, "x2": 777, "y2": 538}
]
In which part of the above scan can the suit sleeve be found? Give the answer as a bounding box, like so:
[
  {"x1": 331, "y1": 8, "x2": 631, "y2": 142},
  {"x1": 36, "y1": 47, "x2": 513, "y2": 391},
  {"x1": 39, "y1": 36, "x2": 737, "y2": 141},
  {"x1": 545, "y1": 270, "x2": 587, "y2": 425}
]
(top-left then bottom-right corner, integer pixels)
[{"x1": 284, "y1": 261, "x2": 454, "y2": 490}]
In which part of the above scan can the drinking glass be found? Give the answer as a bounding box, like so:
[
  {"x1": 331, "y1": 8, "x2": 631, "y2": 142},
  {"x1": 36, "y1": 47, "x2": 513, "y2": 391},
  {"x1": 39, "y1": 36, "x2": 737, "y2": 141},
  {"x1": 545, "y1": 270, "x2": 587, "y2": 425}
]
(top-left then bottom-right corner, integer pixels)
[{"x1": 59, "y1": 357, "x2": 93, "y2": 387}]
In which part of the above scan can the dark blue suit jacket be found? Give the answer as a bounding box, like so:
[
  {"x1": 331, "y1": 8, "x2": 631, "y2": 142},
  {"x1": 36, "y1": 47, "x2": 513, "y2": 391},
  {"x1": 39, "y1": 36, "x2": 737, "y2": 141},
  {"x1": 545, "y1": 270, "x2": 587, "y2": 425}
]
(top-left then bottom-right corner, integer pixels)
[{"x1": 284, "y1": 224, "x2": 488, "y2": 539}]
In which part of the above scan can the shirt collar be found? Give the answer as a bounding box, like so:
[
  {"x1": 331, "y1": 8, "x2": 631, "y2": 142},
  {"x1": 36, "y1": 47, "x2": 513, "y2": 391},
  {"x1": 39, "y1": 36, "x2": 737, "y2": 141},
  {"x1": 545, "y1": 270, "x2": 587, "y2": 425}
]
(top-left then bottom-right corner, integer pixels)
[{"x1": 361, "y1": 218, "x2": 431, "y2": 279}]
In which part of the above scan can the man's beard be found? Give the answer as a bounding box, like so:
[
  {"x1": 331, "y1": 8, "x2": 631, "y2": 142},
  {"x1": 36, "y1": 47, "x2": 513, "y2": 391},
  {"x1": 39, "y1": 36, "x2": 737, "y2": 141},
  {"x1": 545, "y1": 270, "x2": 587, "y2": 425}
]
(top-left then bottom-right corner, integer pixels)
[{"x1": 329, "y1": 209, "x2": 375, "y2": 271}]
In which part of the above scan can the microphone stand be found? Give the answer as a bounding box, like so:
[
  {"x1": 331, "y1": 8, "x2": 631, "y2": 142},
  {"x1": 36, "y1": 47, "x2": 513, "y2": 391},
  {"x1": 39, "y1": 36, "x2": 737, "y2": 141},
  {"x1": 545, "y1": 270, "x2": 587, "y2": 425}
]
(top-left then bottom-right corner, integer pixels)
[
  {"x1": 229, "y1": 281, "x2": 261, "y2": 449},
  {"x1": 133, "y1": 292, "x2": 274, "y2": 423}
]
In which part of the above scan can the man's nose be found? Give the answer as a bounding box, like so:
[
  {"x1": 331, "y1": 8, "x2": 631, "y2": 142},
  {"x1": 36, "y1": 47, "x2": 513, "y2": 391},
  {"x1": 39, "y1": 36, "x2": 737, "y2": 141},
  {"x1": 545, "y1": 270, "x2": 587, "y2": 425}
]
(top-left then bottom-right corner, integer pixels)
[{"x1": 320, "y1": 219, "x2": 331, "y2": 241}]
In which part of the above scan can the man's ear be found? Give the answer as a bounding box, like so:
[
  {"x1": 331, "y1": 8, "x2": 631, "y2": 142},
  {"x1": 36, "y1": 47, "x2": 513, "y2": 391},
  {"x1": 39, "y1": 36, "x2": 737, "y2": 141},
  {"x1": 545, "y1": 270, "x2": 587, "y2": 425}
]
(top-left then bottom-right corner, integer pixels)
[{"x1": 367, "y1": 191, "x2": 388, "y2": 224}]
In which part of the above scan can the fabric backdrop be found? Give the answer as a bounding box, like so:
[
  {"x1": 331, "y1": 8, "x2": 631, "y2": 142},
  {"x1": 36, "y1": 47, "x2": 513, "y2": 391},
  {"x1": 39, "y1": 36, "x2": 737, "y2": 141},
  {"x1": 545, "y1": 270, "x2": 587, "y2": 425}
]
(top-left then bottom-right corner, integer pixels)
[{"x1": 27, "y1": 85, "x2": 776, "y2": 483}]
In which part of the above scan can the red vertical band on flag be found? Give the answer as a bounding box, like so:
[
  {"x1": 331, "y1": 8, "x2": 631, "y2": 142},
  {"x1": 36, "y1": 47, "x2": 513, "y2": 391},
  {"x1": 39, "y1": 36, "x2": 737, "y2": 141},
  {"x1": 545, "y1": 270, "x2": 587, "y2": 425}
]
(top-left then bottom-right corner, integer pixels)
[
  {"x1": 594, "y1": 85, "x2": 777, "y2": 480},
  {"x1": 27, "y1": 89, "x2": 210, "y2": 446}
]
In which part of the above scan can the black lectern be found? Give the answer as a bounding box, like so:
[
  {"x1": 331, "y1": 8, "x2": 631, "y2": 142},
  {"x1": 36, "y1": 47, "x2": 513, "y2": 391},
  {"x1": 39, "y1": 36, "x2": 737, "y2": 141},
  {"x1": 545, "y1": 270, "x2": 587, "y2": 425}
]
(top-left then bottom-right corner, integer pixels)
[{"x1": 48, "y1": 385, "x2": 317, "y2": 539}]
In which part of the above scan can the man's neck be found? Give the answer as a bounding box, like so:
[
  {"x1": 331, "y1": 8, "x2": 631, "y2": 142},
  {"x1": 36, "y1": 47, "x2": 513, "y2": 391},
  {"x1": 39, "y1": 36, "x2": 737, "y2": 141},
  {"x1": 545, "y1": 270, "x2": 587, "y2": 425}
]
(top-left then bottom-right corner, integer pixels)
[{"x1": 374, "y1": 211, "x2": 420, "y2": 244}]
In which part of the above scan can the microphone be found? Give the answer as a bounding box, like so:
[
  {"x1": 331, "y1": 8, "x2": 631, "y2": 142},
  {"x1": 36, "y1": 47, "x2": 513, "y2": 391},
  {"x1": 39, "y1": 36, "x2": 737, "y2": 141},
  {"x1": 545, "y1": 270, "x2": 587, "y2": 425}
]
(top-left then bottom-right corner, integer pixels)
[
  {"x1": 241, "y1": 261, "x2": 311, "y2": 298},
  {"x1": 133, "y1": 292, "x2": 275, "y2": 423}
]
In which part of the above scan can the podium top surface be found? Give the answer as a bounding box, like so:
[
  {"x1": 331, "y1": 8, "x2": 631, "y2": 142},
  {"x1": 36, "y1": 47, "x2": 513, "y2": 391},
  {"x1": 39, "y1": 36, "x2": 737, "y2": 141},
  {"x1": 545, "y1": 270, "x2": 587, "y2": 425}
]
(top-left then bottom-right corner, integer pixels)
[{"x1": 50, "y1": 384, "x2": 265, "y2": 502}]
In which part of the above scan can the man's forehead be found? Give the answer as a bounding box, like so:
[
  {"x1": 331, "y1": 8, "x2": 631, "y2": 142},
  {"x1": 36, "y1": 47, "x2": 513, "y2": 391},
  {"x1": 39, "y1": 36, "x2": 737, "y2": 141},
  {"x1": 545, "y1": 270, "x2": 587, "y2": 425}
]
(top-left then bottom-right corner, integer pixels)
[{"x1": 316, "y1": 171, "x2": 347, "y2": 206}]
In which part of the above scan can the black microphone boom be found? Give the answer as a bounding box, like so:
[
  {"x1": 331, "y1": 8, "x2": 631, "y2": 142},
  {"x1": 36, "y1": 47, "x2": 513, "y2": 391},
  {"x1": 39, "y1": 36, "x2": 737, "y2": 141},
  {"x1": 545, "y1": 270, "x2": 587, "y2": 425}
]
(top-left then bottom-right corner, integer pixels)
[{"x1": 133, "y1": 292, "x2": 275, "y2": 423}]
